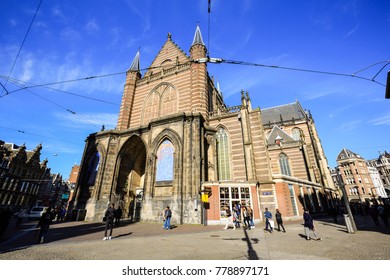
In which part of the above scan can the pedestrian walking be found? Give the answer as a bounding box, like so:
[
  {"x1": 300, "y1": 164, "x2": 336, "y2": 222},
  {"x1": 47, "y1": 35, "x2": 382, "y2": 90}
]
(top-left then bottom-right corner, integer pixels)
[
  {"x1": 36, "y1": 207, "x2": 53, "y2": 244},
  {"x1": 233, "y1": 206, "x2": 241, "y2": 228},
  {"x1": 103, "y1": 204, "x2": 115, "y2": 240},
  {"x1": 114, "y1": 206, "x2": 122, "y2": 227},
  {"x1": 263, "y1": 207, "x2": 273, "y2": 233},
  {"x1": 248, "y1": 206, "x2": 255, "y2": 228},
  {"x1": 163, "y1": 206, "x2": 172, "y2": 230},
  {"x1": 223, "y1": 206, "x2": 235, "y2": 230},
  {"x1": 275, "y1": 209, "x2": 286, "y2": 232},
  {"x1": 303, "y1": 208, "x2": 321, "y2": 241},
  {"x1": 242, "y1": 206, "x2": 251, "y2": 230}
]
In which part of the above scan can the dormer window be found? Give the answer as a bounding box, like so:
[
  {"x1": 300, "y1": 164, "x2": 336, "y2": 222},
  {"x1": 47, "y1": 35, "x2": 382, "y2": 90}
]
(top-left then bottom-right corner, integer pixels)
[{"x1": 275, "y1": 134, "x2": 283, "y2": 146}]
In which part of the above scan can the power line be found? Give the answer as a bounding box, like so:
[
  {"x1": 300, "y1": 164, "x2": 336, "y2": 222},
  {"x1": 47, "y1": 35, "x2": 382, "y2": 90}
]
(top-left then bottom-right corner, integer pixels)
[
  {"x1": 2, "y1": 71, "x2": 127, "y2": 97},
  {"x1": 4, "y1": 76, "x2": 119, "y2": 106},
  {"x1": 194, "y1": 57, "x2": 389, "y2": 87},
  {"x1": 1, "y1": 0, "x2": 43, "y2": 97},
  {"x1": 0, "y1": 125, "x2": 81, "y2": 145},
  {"x1": 1, "y1": 64, "x2": 166, "y2": 99}
]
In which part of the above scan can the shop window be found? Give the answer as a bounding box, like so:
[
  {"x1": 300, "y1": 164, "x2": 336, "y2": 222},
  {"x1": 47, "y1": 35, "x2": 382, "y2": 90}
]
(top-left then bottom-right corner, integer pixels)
[
  {"x1": 219, "y1": 186, "x2": 252, "y2": 219},
  {"x1": 289, "y1": 184, "x2": 298, "y2": 216}
]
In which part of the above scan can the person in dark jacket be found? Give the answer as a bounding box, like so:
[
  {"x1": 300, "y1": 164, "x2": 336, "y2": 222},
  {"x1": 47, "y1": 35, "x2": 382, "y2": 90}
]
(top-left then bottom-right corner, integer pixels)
[
  {"x1": 303, "y1": 208, "x2": 321, "y2": 241},
  {"x1": 36, "y1": 207, "x2": 53, "y2": 244},
  {"x1": 163, "y1": 206, "x2": 172, "y2": 230},
  {"x1": 114, "y1": 206, "x2": 122, "y2": 227},
  {"x1": 275, "y1": 209, "x2": 286, "y2": 232},
  {"x1": 103, "y1": 204, "x2": 115, "y2": 240}
]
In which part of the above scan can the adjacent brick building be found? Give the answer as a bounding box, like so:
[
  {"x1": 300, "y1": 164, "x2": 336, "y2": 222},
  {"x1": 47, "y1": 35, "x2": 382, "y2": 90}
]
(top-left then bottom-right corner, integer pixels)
[{"x1": 73, "y1": 26, "x2": 336, "y2": 224}]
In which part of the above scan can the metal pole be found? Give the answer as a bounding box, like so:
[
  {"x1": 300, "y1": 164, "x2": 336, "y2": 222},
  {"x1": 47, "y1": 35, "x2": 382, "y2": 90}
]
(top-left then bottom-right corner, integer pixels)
[{"x1": 337, "y1": 169, "x2": 357, "y2": 232}]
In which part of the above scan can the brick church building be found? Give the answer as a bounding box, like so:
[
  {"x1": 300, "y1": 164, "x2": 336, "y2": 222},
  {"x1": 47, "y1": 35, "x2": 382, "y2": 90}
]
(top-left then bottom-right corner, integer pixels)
[{"x1": 72, "y1": 26, "x2": 336, "y2": 225}]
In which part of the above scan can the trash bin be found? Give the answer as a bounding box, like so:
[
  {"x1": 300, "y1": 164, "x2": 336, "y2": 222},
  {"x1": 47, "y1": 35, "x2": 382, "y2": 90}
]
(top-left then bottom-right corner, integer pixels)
[{"x1": 343, "y1": 214, "x2": 355, "y2": 233}]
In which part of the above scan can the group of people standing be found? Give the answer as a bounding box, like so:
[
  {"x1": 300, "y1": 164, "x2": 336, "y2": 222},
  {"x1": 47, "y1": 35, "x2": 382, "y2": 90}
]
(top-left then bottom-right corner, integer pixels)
[{"x1": 224, "y1": 203, "x2": 254, "y2": 230}]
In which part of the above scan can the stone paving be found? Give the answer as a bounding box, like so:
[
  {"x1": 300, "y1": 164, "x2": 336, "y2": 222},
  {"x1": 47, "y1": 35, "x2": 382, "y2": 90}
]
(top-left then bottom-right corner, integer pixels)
[{"x1": 0, "y1": 214, "x2": 389, "y2": 260}]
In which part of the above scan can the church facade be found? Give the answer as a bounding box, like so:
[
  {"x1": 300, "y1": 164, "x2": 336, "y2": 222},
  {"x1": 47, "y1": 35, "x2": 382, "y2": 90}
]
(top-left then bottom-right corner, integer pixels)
[{"x1": 73, "y1": 26, "x2": 336, "y2": 225}]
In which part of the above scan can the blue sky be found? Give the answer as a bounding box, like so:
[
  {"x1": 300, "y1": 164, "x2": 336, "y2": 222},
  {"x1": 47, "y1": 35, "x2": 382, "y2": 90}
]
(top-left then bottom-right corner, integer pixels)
[{"x1": 1, "y1": 0, "x2": 389, "y2": 179}]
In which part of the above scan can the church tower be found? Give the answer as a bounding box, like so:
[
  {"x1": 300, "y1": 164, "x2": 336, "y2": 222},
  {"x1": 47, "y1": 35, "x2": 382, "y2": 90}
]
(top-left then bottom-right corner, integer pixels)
[
  {"x1": 189, "y1": 25, "x2": 209, "y2": 117},
  {"x1": 117, "y1": 50, "x2": 141, "y2": 130}
]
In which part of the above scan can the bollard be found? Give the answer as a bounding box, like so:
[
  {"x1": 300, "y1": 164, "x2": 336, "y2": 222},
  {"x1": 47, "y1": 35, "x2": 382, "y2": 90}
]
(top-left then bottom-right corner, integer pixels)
[{"x1": 343, "y1": 214, "x2": 355, "y2": 233}]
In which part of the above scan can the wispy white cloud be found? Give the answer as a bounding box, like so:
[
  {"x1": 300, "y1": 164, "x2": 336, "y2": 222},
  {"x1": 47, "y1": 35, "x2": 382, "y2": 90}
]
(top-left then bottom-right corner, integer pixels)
[
  {"x1": 51, "y1": 7, "x2": 66, "y2": 20},
  {"x1": 85, "y1": 19, "x2": 99, "y2": 35},
  {"x1": 368, "y1": 114, "x2": 390, "y2": 126},
  {"x1": 19, "y1": 58, "x2": 34, "y2": 82},
  {"x1": 339, "y1": 120, "x2": 361, "y2": 132},
  {"x1": 346, "y1": 24, "x2": 359, "y2": 37},
  {"x1": 55, "y1": 112, "x2": 118, "y2": 130},
  {"x1": 60, "y1": 27, "x2": 81, "y2": 41}
]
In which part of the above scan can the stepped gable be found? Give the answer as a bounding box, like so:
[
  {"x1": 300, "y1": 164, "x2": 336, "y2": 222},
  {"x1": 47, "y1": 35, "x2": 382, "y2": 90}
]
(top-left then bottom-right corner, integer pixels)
[
  {"x1": 26, "y1": 143, "x2": 42, "y2": 165},
  {"x1": 144, "y1": 33, "x2": 191, "y2": 77}
]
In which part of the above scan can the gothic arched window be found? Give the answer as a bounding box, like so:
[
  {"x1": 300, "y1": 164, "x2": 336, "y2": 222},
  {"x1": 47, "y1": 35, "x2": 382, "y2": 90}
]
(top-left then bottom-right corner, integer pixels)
[
  {"x1": 156, "y1": 140, "x2": 174, "y2": 182},
  {"x1": 216, "y1": 127, "x2": 231, "y2": 181},
  {"x1": 291, "y1": 127, "x2": 303, "y2": 141},
  {"x1": 142, "y1": 83, "x2": 178, "y2": 126},
  {"x1": 279, "y1": 153, "x2": 291, "y2": 176},
  {"x1": 87, "y1": 151, "x2": 100, "y2": 186}
]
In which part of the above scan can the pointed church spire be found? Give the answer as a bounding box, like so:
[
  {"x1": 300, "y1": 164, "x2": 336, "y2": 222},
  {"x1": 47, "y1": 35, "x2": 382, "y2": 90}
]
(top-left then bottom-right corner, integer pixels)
[
  {"x1": 192, "y1": 24, "x2": 205, "y2": 46},
  {"x1": 128, "y1": 49, "x2": 140, "y2": 72}
]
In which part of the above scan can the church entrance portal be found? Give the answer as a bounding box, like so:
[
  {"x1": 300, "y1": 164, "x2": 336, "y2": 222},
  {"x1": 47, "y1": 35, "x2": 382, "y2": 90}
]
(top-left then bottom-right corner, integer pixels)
[{"x1": 115, "y1": 136, "x2": 146, "y2": 222}]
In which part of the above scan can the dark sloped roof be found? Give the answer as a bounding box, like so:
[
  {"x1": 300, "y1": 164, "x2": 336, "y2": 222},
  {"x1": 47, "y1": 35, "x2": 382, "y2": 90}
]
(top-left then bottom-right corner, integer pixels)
[
  {"x1": 128, "y1": 50, "x2": 140, "y2": 72},
  {"x1": 337, "y1": 148, "x2": 362, "y2": 161},
  {"x1": 192, "y1": 25, "x2": 205, "y2": 46},
  {"x1": 261, "y1": 102, "x2": 307, "y2": 124}
]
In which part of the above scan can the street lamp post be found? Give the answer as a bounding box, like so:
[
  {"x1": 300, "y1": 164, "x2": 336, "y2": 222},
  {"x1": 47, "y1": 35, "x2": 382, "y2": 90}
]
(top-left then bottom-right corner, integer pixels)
[{"x1": 336, "y1": 169, "x2": 357, "y2": 232}]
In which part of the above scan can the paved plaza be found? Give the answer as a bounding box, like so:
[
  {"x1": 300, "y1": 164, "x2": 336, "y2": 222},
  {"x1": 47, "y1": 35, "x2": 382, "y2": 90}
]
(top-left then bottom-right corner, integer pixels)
[{"x1": 0, "y1": 214, "x2": 389, "y2": 260}]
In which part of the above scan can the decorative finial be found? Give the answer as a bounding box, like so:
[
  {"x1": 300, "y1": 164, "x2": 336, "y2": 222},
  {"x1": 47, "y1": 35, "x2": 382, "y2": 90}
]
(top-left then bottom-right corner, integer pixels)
[{"x1": 167, "y1": 33, "x2": 172, "y2": 40}]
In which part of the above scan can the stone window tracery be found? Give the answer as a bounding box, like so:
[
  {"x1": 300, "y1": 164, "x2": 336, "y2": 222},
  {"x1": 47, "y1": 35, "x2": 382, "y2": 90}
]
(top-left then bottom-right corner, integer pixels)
[
  {"x1": 156, "y1": 139, "x2": 174, "y2": 182},
  {"x1": 216, "y1": 127, "x2": 231, "y2": 181},
  {"x1": 142, "y1": 83, "x2": 178, "y2": 126}
]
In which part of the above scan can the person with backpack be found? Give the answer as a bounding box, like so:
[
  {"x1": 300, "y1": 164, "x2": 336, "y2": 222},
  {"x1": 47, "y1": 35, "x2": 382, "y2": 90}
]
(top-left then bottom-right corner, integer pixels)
[
  {"x1": 36, "y1": 207, "x2": 53, "y2": 244},
  {"x1": 103, "y1": 204, "x2": 115, "y2": 240}
]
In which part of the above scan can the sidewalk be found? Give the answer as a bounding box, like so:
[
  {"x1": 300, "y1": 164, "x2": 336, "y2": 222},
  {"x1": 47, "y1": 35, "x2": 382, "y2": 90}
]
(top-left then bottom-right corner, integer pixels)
[{"x1": 0, "y1": 214, "x2": 389, "y2": 260}]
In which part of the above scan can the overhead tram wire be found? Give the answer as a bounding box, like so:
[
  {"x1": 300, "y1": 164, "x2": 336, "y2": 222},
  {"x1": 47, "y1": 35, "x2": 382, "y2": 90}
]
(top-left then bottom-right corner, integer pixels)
[
  {"x1": 4, "y1": 76, "x2": 119, "y2": 106},
  {"x1": 2, "y1": 70, "x2": 127, "y2": 97},
  {"x1": 0, "y1": 125, "x2": 81, "y2": 146},
  {"x1": 4, "y1": 78, "x2": 115, "y2": 130},
  {"x1": 193, "y1": 57, "x2": 389, "y2": 87},
  {"x1": 1, "y1": 0, "x2": 43, "y2": 97},
  {"x1": 1, "y1": 64, "x2": 170, "y2": 99}
]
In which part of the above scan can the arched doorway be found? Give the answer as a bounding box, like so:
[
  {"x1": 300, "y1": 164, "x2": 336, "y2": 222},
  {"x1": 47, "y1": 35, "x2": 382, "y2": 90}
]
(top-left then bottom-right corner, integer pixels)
[{"x1": 115, "y1": 136, "x2": 146, "y2": 221}]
